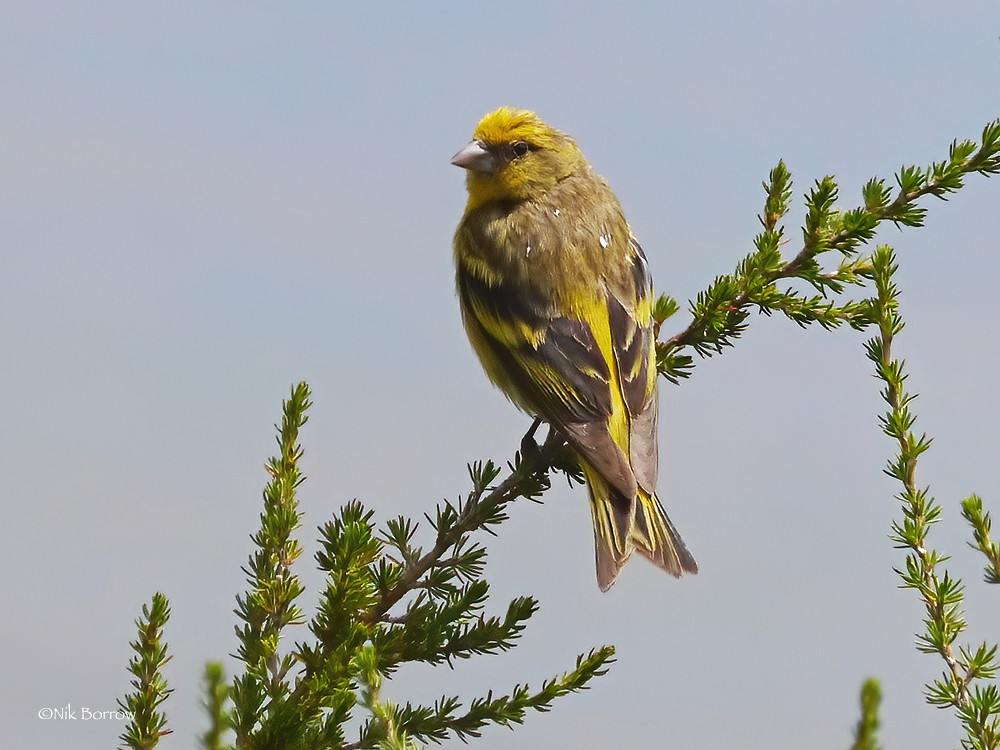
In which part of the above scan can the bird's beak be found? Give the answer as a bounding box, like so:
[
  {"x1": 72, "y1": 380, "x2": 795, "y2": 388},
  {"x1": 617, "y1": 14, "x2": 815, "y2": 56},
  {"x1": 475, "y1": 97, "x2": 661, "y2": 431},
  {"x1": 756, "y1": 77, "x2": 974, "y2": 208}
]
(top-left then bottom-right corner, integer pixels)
[{"x1": 450, "y1": 140, "x2": 496, "y2": 172}]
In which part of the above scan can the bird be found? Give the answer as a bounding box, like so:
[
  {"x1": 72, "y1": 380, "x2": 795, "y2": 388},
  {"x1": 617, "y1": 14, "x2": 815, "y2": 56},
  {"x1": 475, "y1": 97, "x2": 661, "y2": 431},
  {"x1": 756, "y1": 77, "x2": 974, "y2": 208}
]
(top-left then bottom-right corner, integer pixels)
[{"x1": 451, "y1": 107, "x2": 697, "y2": 591}]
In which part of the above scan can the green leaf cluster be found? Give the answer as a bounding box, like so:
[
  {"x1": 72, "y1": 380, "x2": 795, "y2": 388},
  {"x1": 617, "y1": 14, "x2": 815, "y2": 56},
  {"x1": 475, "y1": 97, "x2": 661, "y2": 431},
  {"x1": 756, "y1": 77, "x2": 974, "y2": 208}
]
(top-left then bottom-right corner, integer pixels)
[
  {"x1": 849, "y1": 678, "x2": 882, "y2": 750},
  {"x1": 120, "y1": 385, "x2": 610, "y2": 750},
  {"x1": 867, "y1": 247, "x2": 1000, "y2": 748},
  {"x1": 657, "y1": 119, "x2": 1000, "y2": 382},
  {"x1": 962, "y1": 496, "x2": 1000, "y2": 586},
  {"x1": 118, "y1": 592, "x2": 173, "y2": 750}
]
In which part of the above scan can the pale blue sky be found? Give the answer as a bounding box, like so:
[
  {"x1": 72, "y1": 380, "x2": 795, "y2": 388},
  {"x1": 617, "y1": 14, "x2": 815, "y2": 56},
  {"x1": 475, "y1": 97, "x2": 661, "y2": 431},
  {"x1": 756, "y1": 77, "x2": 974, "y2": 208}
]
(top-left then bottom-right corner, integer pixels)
[{"x1": 3, "y1": 2, "x2": 1000, "y2": 747}]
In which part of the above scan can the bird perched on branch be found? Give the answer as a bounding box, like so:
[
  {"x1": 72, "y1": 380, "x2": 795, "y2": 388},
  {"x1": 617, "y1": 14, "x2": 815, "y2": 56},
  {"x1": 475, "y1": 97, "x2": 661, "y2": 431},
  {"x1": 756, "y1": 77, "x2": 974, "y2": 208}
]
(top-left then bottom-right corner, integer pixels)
[{"x1": 451, "y1": 107, "x2": 697, "y2": 591}]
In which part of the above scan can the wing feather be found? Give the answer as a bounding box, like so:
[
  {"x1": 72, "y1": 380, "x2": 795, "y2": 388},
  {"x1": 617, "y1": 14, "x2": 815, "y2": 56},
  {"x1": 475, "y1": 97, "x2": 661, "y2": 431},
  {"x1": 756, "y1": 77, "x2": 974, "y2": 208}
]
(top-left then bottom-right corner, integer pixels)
[{"x1": 457, "y1": 232, "x2": 658, "y2": 502}]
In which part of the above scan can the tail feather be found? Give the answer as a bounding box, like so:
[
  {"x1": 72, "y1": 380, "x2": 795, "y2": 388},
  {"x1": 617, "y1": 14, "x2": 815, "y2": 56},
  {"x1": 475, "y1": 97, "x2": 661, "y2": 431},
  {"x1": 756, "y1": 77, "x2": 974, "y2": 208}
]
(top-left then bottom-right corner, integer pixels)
[
  {"x1": 631, "y1": 489, "x2": 698, "y2": 576},
  {"x1": 583, "y1": 464, "x2": 634, "y2": 592},
  {"x1": 584, "y1": 464, "x2": 697, "y2": 590}
]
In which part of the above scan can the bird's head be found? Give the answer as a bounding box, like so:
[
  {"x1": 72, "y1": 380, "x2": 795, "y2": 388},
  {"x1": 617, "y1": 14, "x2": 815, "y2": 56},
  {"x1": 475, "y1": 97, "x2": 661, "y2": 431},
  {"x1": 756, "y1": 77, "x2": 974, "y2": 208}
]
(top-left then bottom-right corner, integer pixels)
[{"x1": 452, "y1": 107, "x2": 585, "y2": 210}]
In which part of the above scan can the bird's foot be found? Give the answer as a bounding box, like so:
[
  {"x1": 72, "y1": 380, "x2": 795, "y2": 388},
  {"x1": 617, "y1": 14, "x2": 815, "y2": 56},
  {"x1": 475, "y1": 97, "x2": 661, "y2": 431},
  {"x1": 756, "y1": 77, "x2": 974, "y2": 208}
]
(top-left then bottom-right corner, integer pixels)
[{"x1": 520, "y1": 418, "x2": 543, "y2": 463}]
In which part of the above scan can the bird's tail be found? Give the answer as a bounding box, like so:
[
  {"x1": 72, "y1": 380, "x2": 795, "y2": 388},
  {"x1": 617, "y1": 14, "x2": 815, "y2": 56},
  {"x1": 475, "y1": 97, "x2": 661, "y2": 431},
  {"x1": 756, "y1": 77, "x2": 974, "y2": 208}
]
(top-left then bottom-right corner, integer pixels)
[
  {"x1": 632, "y1": 487, "x2": 698, "y2": 578},
  {"x1": 585, "y1": 466, "x2": 634, "y2": 592},
  {"x1": 584, "y1": 464, "x2": 697, "y2": 592}
]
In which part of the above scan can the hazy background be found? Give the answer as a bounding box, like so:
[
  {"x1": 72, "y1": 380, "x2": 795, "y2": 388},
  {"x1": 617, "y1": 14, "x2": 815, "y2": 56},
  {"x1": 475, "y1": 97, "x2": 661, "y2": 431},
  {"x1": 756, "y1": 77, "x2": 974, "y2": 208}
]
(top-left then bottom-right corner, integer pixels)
[{"x1": 3, "y1": 1, "x2": 999, "y2": 747}]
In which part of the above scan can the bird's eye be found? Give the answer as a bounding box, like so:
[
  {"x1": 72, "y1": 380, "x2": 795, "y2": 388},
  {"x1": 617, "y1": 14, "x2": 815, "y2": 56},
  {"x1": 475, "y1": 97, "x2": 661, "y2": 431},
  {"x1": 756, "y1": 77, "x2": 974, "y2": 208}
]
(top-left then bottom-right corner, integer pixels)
[{"x1": 511, "y1": 141, "x2": 530, "y2": 158}]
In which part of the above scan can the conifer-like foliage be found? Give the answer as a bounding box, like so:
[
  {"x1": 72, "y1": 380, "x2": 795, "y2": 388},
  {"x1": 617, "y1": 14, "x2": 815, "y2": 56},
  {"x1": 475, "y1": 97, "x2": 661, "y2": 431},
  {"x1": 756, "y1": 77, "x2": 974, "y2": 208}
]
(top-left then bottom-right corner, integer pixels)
[
  {"x1": 118, "y1": 118, "x2": 1000, "y2": 749},
  {"x1": 120, "y1": 383, "x2": 610, "y2": 750},
  {"x1": 868, "y1": 247, "x2": 1000, "y2": 747},
  {"x1": 119, "y1": 593, "x2": 172, "y2": 749}
]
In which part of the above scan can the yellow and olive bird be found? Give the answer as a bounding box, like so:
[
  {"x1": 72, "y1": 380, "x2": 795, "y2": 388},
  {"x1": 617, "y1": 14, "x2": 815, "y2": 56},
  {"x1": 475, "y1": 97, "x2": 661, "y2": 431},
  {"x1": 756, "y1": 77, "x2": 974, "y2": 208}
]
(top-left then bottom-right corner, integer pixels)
[{"x1": 452, "y1": 107, "x2": 697, "y2": 591}]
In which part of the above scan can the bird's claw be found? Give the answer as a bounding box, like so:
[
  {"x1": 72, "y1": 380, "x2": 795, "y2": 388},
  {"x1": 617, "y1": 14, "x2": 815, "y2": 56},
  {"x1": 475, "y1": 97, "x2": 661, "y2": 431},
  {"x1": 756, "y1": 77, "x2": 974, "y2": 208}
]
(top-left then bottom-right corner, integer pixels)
[{"x1": 520, "y1": 418, "x2": 543, "y2": 463}]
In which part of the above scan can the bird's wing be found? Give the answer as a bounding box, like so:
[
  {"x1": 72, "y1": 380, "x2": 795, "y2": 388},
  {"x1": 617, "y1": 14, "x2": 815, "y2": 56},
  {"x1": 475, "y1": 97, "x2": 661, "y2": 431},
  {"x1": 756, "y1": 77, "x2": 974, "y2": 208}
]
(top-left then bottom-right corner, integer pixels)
[
  {"x1": 606, "y1": 238, "x2": 659, "y2": 493},
  {"x1": 457, "y1": 237, "x2": 658, "y2": 500}
]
